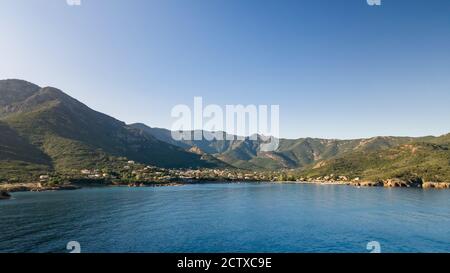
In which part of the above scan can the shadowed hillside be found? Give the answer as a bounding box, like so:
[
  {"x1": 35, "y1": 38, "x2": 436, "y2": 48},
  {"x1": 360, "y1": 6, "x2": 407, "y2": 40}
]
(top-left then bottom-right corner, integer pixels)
[{"x1": 0, "y1": 80, "x2": 226, "y2": 181}]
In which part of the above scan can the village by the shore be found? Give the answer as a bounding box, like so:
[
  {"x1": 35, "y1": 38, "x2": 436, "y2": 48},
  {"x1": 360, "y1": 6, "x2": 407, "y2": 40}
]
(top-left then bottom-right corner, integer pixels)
[{"x1": 1, "y1": 159, "x2": 449, "y2": 197}]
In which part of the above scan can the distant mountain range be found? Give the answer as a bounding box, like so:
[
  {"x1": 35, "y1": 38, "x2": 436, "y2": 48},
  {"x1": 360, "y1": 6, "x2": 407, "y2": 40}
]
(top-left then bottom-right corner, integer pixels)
[
  {"x1": 1, "y1": 79, "x2": 450, "y2": 182},
  {"x1": 132, "y1": 123, "x2": 450, "y2": 181},
  {"x1": 131, "y1": 123, "x2": 416, "y2": 169}
]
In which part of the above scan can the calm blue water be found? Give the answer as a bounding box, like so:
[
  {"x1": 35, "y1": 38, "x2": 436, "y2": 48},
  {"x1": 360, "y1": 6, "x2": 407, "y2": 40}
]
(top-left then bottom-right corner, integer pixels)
[{"x1": 0, "y1": 183, "x2": 449, "y2": 253}]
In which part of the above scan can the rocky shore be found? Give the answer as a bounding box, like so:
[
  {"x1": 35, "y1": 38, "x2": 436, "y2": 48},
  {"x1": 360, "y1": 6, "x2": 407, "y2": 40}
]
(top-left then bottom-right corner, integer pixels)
[
  {"x1": 0, "y1": 183, "x2": 81, "y2": 193},
  {"x1": 351, "y1": 181, "x2": 384, "y2": 187},
  {"x1": 422, "y1": 182, "x2": 450, "y2": 189},
  {"x1": 316, "y1": 178, "x2": 450, "y2": 189},
  {"x1": 1, "y1": 177, "x2": 450, "y2": 195},
  {"x1": 0, "y1": 180, "x2": 186, "y2": 194}
]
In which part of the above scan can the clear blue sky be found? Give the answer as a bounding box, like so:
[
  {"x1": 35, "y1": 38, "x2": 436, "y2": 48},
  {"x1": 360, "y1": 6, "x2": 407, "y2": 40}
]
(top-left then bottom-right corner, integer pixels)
[{"x1": 1, "y1": 0, "x2": 450, "y2": 139}]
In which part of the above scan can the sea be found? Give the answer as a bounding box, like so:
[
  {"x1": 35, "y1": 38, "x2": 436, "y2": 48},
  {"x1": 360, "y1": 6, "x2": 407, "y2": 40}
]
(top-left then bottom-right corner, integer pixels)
[{"x1": 1, "y1": 183, "x2": 449, "y2": 253}]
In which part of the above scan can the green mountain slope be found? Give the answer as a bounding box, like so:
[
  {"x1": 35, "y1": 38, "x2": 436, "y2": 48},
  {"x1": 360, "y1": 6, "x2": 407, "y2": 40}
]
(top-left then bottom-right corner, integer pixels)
[
  {"x1": 0, "y1": 121, "x2": 52, "y2": 181},
  {"x1": 0, "y1": 79, "x2": 225, "y2": 181},
  {"x1": 298, "y1": 135, "x2": 450, "y2": 182}
]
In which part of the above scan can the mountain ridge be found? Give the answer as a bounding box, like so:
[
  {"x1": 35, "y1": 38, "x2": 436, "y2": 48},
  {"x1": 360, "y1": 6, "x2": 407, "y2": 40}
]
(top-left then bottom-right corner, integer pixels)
[
  {"x1": 0, "y1": 79, "x2": 227, "y2": 181},
  {"x1": 129, "y1": 123, "x2": 425, "y2": 170},
  {"x1": 1, "y1": 79, "x2": 450, "y2": 183}
]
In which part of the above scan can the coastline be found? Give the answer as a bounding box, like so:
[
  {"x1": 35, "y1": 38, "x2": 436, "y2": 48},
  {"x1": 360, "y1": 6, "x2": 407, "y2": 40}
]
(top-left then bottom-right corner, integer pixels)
[
  {"x1": 1, "y1": 179, "x2": 450, "y2": 197},
  {"x1": 0, "y1": 183, "x2": 82, "y2": 193}
]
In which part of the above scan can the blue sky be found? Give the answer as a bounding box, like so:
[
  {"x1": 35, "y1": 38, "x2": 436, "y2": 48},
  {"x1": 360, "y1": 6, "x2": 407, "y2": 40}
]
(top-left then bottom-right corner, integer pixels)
[{"x1": 1, "y1": 0, "x2": 450, "y2": 139}]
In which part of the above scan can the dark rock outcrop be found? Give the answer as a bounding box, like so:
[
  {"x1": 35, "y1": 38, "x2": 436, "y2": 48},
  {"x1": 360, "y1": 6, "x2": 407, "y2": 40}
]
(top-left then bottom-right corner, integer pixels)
[
  {"x1": 352, "y1": 181, "x2": 384, "y2": 187},
  {"x1": 0, "y1": 190, "x2": 11, "y2": 199}
]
